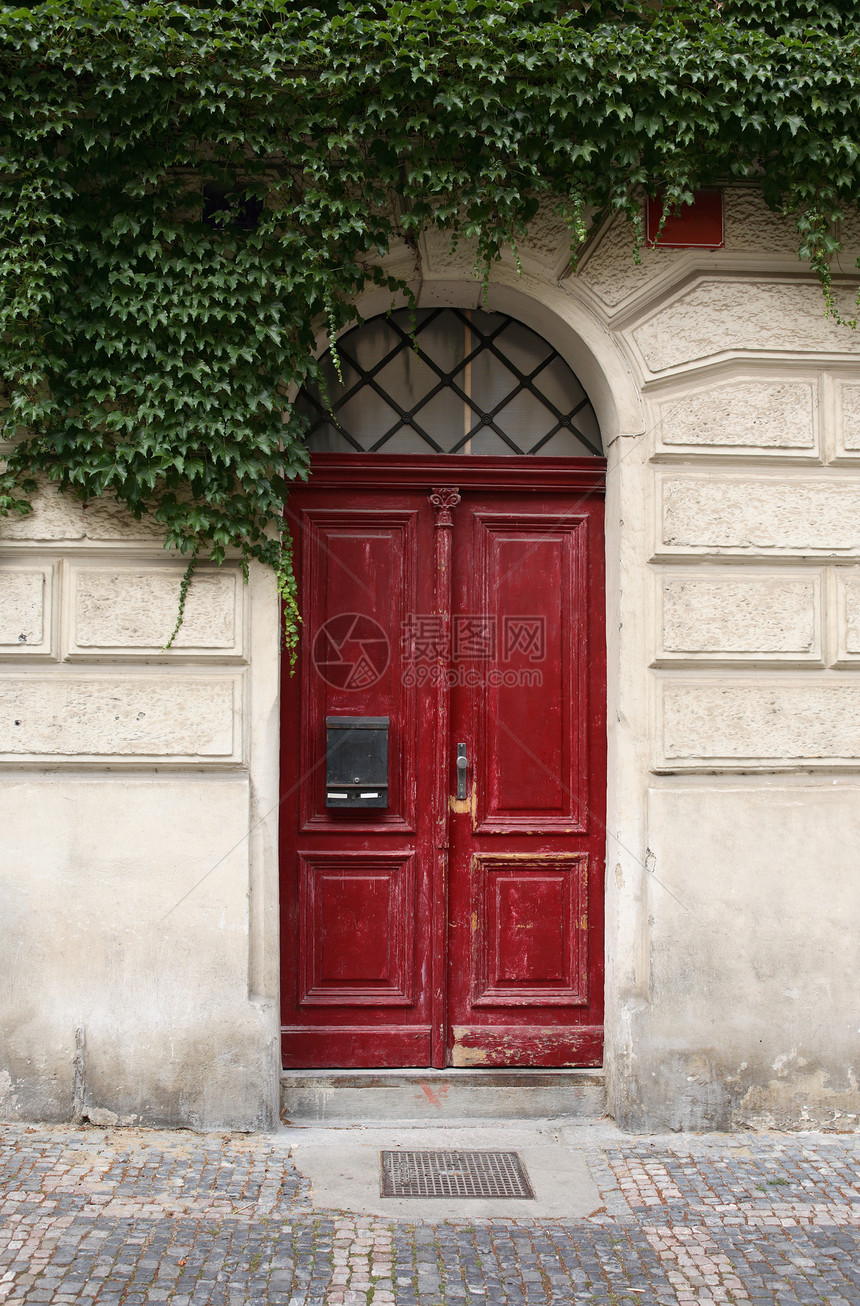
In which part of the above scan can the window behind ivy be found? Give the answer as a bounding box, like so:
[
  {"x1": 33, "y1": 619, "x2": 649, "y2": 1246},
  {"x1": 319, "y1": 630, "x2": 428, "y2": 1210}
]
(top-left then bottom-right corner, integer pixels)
[{"x1": 298, "y1": 308, "x2": 602, "y2": 457}]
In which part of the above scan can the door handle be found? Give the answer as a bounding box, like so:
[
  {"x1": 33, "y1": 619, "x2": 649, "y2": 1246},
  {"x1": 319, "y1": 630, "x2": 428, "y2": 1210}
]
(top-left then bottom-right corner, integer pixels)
[{"x1": 456, "y1": 742, "x2": 468, "y2": 801}]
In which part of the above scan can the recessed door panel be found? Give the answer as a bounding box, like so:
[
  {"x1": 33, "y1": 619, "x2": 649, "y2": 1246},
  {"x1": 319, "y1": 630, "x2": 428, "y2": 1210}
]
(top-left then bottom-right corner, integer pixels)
[
  {"x1": 471, "y1": 855, "x2": 589, "y2": 1007},
  {"x1": 299, "y1": 510, "x2": 417, "y2": 832},
  {"x1": 473, "y1": 516, "x2": 588, "y2": 833},
  {"x1": 298, "y1": 853, "x2": 415, "y2": 1005}
]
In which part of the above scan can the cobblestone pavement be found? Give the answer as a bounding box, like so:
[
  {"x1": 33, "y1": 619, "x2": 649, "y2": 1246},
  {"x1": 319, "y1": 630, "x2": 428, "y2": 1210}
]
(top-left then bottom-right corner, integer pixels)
[{"x1": 1, "y1": 1121, "x2": 859, "y2": 1304}]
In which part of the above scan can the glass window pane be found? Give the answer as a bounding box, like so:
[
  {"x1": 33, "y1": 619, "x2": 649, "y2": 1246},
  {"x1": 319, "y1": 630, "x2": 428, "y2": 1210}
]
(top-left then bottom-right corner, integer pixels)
[
  {"x1": 375, "y1": 348, "x2": 439, "y2": 414},
  {"x1": 298, "y1": 308, "x2": 602, "y2": 456},
  {"x1": 334, "y1": 390, "x2": 399, "y2": 448},
  {"x1": 305, "y1": 422, "x2": 354, "y2": 453},
  {"x1": 316, "y1": 352, "x2": 362, "y2": 398},
  {"x1": 459, "y1": 350, "x2": 519, "y2": 417},
  {"x1": 530, "y1": 354, "x2": 586, "y2": 416},
  {"x1": 470, "y1": 309, "x2": 508, "y2": 337},
  {"x1": 469, "y1": 427, "x2": 518, "y2": 456},
  {"x1": 414, "y1": 310, "x2": 469, "y2": 376},
  {"x1": 417, "y1": 389, "x2": 472, "y2": 453},
  {"x1": 493, "y1": 319, "x2": 553, "y2": 378},
  {"x1": 536, "y1": 429, "x2": 596, "y2": 457},
  {"x1": 494, "y1": 391, "x2": 558, "y2": 452},
  {"x1": 342, "y1": 317, "x2": 400, "y2": 373},
  {"x1": 571, "y1": 404, "x2": 602, "y2": 454},
  {"x1": 381, "y1": 426, "x2": 438, "y2": 454}
]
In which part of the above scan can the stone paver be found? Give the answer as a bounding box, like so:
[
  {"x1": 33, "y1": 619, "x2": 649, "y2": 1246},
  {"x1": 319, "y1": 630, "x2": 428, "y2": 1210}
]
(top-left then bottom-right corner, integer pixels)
[{"x1": 0, "y1": 1122, "x2": 858, "y2": 1303}]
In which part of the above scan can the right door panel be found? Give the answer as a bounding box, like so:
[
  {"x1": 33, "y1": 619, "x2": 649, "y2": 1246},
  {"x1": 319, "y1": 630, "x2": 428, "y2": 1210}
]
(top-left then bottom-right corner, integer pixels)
[{"x1": 446, "y1": 490, "x2": 606, "y2": 1067}]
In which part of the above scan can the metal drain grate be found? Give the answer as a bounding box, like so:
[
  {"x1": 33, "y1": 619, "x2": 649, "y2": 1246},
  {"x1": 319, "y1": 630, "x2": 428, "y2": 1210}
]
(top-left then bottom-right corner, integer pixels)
[{"x1": 380, "y1": 1150, "x2": 535, "y2": 1199}]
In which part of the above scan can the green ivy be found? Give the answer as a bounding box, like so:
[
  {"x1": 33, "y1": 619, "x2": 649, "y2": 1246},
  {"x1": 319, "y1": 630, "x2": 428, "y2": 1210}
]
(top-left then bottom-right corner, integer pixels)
[{"x1": 1, "y1": 0, "x2": 859, "y2": 641}]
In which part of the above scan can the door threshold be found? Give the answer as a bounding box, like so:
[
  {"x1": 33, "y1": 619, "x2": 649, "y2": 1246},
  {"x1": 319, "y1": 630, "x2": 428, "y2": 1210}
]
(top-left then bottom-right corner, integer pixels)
[{"x1": 281, "y1": 1067, "x2": 606, "y2": 1125}]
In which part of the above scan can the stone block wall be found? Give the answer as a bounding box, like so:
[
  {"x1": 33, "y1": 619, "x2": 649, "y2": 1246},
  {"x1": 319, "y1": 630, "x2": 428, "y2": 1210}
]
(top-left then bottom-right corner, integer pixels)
[
  {"x1": 576, "y1": 190, "x2": 860, "y2": 1131},
  {"x1": 0, "y1": 498, "x2": 281, "y2": 1129}
]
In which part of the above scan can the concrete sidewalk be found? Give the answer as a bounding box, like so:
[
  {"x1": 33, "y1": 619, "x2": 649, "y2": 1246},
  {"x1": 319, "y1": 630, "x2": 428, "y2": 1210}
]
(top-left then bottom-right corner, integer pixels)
[{"x1": 1, "y1": 1118, "x2": 858, "y2": 1304}]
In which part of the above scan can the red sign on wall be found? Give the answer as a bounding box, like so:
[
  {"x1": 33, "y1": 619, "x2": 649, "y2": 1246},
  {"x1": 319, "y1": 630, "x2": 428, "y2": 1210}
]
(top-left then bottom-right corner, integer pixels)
[{"x1": 646, "y1": 189, "x2": 724, "y2": 249}]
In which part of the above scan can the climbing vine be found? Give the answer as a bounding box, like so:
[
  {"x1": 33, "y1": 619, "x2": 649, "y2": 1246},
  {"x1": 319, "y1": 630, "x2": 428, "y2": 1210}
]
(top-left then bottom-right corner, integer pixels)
[{"x1": 1, "y1": 0, "x2": 859, "y2": 642}]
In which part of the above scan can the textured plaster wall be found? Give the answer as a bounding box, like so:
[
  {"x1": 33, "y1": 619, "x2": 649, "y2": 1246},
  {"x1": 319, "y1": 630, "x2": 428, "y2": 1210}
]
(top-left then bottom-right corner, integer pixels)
[
  {"x1": 0, "y1": 515, "x2": 281, "y2": 1130},
  {"x1": 574, "y1": 187, "x2": 860, "y2": 1132},
  {"x1": 0, "y1": 776, "x2": 275, "y2": 1130},
  {"x1": 634, "y1": 784, "x2": 860, "y2": 1132}
]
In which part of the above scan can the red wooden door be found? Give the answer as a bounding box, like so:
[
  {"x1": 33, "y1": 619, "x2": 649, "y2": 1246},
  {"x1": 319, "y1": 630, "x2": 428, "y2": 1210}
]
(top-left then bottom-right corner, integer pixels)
[{"x1": 280, "y1": 455, "x2": 605, "y2": 1069}]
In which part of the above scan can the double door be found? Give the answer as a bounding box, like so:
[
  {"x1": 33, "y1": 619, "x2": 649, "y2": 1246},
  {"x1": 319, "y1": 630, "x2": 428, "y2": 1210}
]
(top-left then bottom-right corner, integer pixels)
[{"x1": 280, "y1": 455, "x2": 606, "y2": 1068}]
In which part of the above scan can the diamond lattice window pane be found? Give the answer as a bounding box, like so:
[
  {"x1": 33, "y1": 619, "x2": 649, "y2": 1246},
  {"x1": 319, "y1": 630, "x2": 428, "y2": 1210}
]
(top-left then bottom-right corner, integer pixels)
[
  {"x1": 299, "y1": 308, "x2": 601, "y2": 456},
  {"x1": 414, "y1": 389, "x2": 474, "y2": 453},
  {"x1": 379, "y1": 426, "x2": 440, "y2": 455},
  {"x1": 316, "y1": 352, "x2": 363, "y2": 397},
  {"x1": 462, "y1": 351, "x2": 520, "y2": 419},
  {"x1": 530, "y1": 354, "x2": 586, "y2": 415},
  {"x1": 375, "y1": 349, "x2": 440, "y2": 412},
  {"x1": 415, "y1": 311, "x2": 472, "y2": 374},
  {"x1": 494, "y1": 391, "x2": 558, "y2": 451},
  {"x1": 332, "y1": 392, "x2": 400, "y2": 450},
  {"x1": 492, "y1": 319, "x2": 553, "y2": 377},
  {"x1": 470, "y1": 308, "x2": 509, "y2": 337},
  {"x1": 571, "y1": 403, "x2": 602, "y2": 452},
  {"x1": 344, "y1": 317, "x2": 401, "y2": 372}
]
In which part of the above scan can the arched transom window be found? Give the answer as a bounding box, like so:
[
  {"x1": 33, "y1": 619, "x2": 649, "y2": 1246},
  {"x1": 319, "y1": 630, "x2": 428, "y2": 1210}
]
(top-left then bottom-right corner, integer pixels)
[{"x1": 298, "y1": 307, "x2": 602, "y2": 457}]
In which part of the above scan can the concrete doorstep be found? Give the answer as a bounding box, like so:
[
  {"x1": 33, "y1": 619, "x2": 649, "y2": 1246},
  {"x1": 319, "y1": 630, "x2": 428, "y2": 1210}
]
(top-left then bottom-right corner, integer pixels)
[{"x1": 280, "y1": 1068, "x2": 606, "y2": 1126}]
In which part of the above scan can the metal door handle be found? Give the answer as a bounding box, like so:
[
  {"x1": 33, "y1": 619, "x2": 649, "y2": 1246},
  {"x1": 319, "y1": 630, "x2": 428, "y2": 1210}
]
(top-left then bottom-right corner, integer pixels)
[{"x1": 456, "y1": 742, "x2": 468, "y2": 801}]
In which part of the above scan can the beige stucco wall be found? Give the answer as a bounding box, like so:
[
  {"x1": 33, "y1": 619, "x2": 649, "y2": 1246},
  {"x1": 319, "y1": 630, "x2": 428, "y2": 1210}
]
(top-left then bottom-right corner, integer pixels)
[
  {"x1": 0, "y1": 522, "x2": 281, "y2": 1129},
  {"x1": 575, "y1": 192, "x2": 860, "y2": 1132},
  {"x1": 2, "y1": 185, "x2": 859, "y2": 1131}
]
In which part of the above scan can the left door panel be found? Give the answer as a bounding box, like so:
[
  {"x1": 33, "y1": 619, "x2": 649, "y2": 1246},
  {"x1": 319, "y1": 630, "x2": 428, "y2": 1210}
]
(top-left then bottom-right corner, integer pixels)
[{"x1": 280, "y1": 487, "x2": 436, "y2": 1067}]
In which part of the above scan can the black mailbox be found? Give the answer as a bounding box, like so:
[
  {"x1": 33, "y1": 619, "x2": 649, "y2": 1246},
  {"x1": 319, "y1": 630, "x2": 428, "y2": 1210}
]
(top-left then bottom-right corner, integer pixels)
[{"x1": 325, "y1": 716, "x2": 389, "y2": 808}]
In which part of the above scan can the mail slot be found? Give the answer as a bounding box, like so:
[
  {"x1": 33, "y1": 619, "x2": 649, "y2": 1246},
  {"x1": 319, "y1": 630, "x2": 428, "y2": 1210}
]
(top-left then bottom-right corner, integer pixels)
[{"x1": 325, "y1": 716, "x2": 389, "y2": 808}]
